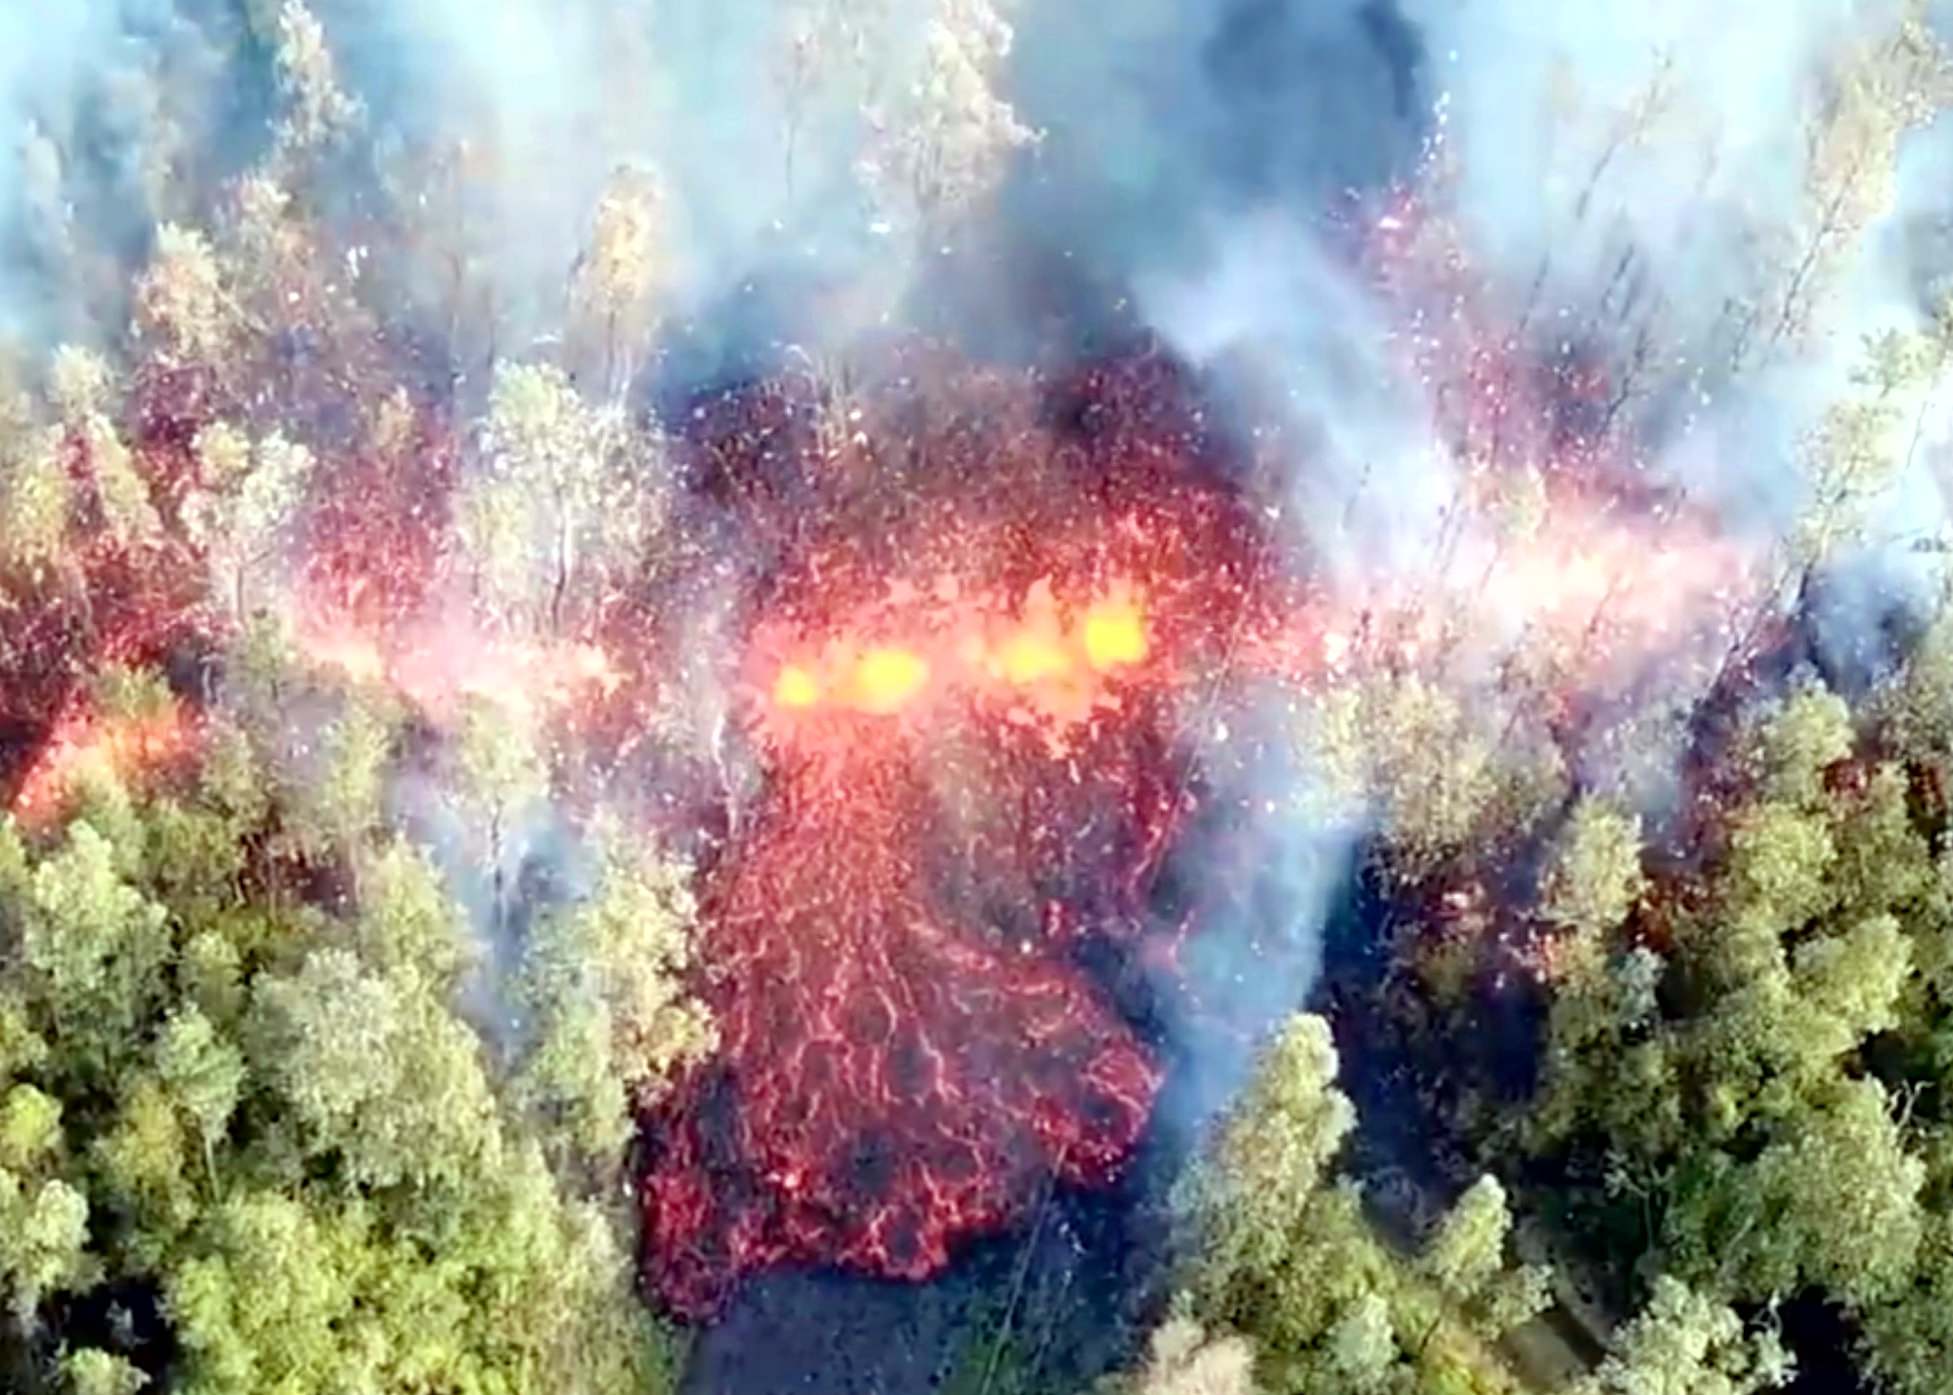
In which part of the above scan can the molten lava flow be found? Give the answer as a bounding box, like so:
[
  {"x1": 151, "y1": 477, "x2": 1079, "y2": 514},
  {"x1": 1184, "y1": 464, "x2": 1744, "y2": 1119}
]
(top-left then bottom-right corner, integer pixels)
[
  {"x1": 645, "y1": 710, "x2": 1164, "y2": 1311},
  {"x1": 759, "y1": 581, "x2": 1157, "y2": 729},
  {"x1": 641, "y1": 354, "x2": 1281, "y2": 1316},
  {"x1": 301, "y1": 622, "x2": 389, "y2": 687},
  {"x1": 295, "y1": 604, "x2": 626, "y2": 725},
  {"x1": 0, "y1": 315, "x2": 1768, "y2": 1324},
  {"x1": 994, "y1": 627, "x2": 1070, "y2": 685},
  {"x1": 641, "y1": 341, "x2": 1765, "y2": 1316},
  {"x1": 773, "y1": 663, "x2": 822, "y2": 710}
]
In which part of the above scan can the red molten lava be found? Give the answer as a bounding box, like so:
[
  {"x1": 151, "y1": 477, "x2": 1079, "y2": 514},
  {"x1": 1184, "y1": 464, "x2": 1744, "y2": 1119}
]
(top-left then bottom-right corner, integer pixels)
[
  {"x1": 639, "y1": 308, "x2": 1760, "y2": 1311},
  {"x1": 639, "y1": 351, "x2": 1280, "y2": 1315},
  {"x1": 644, "y1": 711, "x2": 1166, "y2": 1309},
  {"x1": 11, "y1": 694, "x2": 200, "y2": 829}
]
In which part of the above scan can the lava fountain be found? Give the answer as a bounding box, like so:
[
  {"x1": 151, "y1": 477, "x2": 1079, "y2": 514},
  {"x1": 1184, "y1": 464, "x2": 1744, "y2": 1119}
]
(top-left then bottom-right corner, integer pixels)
[{"x1": 637, "y1": 351, "x2": 1293, "y2": 1315}]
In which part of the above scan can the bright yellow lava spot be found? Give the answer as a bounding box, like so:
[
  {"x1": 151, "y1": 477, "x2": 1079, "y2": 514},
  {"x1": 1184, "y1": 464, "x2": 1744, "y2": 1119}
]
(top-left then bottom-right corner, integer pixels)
[
  {"x1": 774, "y1": 664, "x2": 822, "y2": 709},
  {"x1": 995, "y1": 630, "x2": 1072, "y2": 685},
  {"x1": 852, "y1": 647, "x2": 930, "y2": 713},
  {"x1": 1081, "y1": 599, "x2": 1148, "y2": 670}
]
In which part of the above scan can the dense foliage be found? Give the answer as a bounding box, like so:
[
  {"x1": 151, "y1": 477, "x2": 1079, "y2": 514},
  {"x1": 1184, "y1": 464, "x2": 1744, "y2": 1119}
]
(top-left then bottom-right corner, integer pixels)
[
  {"x1": 1141, "y1": 628, "x2": 1953, "y2": 1395},
  {"x1": 0, "y1": 670, "x2": 703, "y2": 1392}
]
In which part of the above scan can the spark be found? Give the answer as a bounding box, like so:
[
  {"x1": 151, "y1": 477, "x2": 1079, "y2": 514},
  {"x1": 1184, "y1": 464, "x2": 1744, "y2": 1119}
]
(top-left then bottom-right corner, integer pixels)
[
  {"x1": 303, "y1": 625, "x2": 388, "y2": 686},
  {"x1": 0, "y1": 268, "x2": 1771, "y2": 1323},
  {"x1": 568, "y1": 642, "x2": 623, "y2": 697}
]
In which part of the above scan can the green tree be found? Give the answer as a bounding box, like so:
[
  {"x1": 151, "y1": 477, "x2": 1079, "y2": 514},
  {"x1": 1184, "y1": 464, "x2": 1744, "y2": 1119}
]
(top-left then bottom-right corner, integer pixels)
[
  {"x1": 1759, "y1": 2, "x2": 1951, "y2": 356},
  {"x1": 450, "y1": 693, "x2": 546, "y2": 928},
  {"x1": 270, "y1": 0, "x2": 359, "y2": 159},
  {"x1": 0, "y1": 764, "x2": 688, "y2": 1389},
  {"x1": 1541, "y1": 797, "x2": 1646, "y2": 946},
  {"x1": 154, "y1": 1007, "x2": 245, "y2": 1192},
  {"x1": 1860, "y1": 1212, "x2": 1953, "y2": 1395},
  {"x1": 570, "y1": 168, "x2": 666, "y2": 396},
  {"x1": 1666, "y1": 1077, "x2": 1924, "y2": 1308},
  {"x1": 1423, "y1": 1175, "x2": 1512, "y2": 1306},
  {"x1": 19, "y1": 824, "x2": 171, "y2": 1085},
  {"x1": 350, "y1": 840, "x2": 472, "y2": 994},
  {"x1": 0, "y1": 1173, "x2": 92, "y2": 1326},
  {"x1": 456, "y1": 362, "x2": 656, "y2": 636},
  {"x1": 1419, "y1": 1176, "x2": 1551, "y2": 1344},
  {"x1": 61, "y1": 1348, "x2": 148, "y2": 1395},
  {"x1": 245, "y1": 948, "x2": 498, "y2": 1191},
  {"x1": 0, "y1": 1086, "x2": 62, "y2": 1175},
  {"x1": 1177, "y1": 1016, "x2": 1545, "y2": 1394},
  {"x1": 858, "y1": 0, "x2": 1037, "y2": 225},
  {"x1": 281, "y1": 692, "x2": 396, "y2": 878},
  {"x1": 1118, "y1": 1313, "x2": 1260, "y2": 1395},
  {"x1": 181, "y1": 425, "x2": 315, "y2": 620},
  {"x1": 44, "y1": 346, "x2": 157, "y2": 551},
  {"x1": 91, "y1": 1075, "x2": 199, "y2": 1266},
  {"x1": 1314, "y1": 672, "x2": 1562, "y2": 885},
  {"x1": 164, "y1": 1190, "x2": 367, "y2": 1395},
  {"x1": 1575, "y1": 1277, "x2": 1793, "y2": 1395},
  {"x1": 0, "y1": 424, "x2": 72, "y2": 581},
  {"x1": 1478, "y1": 670, "x2": 1953, "y2": 1395},
  {"x1": 133, "y1": 225, "x2": 233, "y2": 371},
  {"x1": 1186, "y1": 1014, "x2": 1356, "y2": 1281},
  {"x1": 516, "y1": 837, "x2": 715, "y2": 1177}
]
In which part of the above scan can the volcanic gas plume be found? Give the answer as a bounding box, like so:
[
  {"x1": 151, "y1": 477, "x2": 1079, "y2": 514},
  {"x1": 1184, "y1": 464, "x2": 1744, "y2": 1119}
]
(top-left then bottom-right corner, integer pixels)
[
  {"x1": 11, "y1": 9, "x2": 1953, "y2": 1395},
  {"x1": 0, "y1": 6, "x2": 1806, "y2": 1333}
]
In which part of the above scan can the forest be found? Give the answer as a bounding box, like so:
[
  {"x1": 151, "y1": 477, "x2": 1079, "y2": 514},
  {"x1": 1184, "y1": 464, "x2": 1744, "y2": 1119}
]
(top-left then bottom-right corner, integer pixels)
[{"x1": 4, "y1": 1, "x2": 1953, "y2": 1393}]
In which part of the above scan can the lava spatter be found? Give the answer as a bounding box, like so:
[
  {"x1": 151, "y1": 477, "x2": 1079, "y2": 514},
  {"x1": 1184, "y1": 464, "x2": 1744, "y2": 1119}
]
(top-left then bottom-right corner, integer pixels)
[{"x1": 637, "y1": 355, "x2": 1274, "y2": 1316}]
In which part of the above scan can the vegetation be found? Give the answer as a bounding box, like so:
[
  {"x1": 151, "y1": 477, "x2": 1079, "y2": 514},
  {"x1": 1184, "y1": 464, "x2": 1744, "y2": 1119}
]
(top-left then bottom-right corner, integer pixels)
[
  {"x1": 0, "y1": 708, "x2": 702, "y2": 1391},
  {"x1": 1170, "y1": 635, "x2": 1953, "y2": 1395},
  {"x1": 1131, "y1": 1015, "x2": 1547, "y2": 1395}
]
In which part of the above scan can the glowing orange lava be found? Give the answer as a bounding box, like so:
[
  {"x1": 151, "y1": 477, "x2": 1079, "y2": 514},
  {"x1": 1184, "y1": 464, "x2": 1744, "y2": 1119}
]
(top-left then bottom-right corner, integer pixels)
[
  {"x1": 1082, "y1": 595, "x2": 1148, "y2": 670},
  {"x1": 850, "y1": 646, "x2": 931, "y2": 713},
  {"x1": 0, "y1": 310, "x2": 1766, "y2": 1327},
  {"x1": 11, "y1": 701, "x2": 198, "y2": 828},
  {"x1": 299, "y1": 622, "x2": 389, "y2": 687},
  {"x1": 295, "y1": 606, "x2": 628, "y2": 723},
  {"x1": 994, "y1": 627, "x2": 1072, "y2": 685},
  {"x1": 774, "y1": 663, "x2": 822, "y2": 709},
  {"x1": 764, "y1": 582, "x2": 1155, "y2": 732}
]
